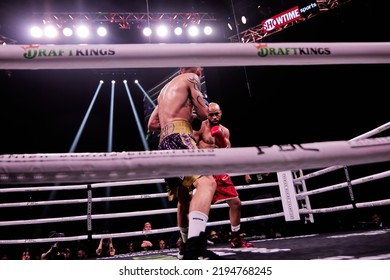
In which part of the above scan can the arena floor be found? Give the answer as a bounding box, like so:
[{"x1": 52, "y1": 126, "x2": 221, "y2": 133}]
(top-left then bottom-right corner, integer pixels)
[{"x1": 102, "y1": 228, "x2": 390, "y2": 260}]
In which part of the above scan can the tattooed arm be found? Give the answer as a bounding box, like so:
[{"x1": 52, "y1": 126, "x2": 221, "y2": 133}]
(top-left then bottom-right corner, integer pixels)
[{"x1": 187, "y1": 73, "x2": 209, "y2": 121}]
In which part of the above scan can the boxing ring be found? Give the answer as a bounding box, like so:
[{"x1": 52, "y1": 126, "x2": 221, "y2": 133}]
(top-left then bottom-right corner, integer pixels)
[
  {"x1": 0, "y1": 123, "x2": 389, "y2": 259},
  {"x1": 1, "y1": 42, "x2": 390, "y2": 260}
]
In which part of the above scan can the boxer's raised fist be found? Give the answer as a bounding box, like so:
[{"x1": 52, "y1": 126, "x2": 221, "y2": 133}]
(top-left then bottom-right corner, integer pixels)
[{"x1": 211, "y1": 125, "x2": 227, "y2": 148}]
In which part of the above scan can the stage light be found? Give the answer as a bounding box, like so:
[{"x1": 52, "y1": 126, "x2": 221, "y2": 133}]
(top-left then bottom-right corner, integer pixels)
[
  {"x1": 44, "y1": 25, "x2": 58, "y2": 38},
  {"x1": 97, "y1": 26, "x2": 107, "y2": 37},
  {"x1": 30, "y1": 26, "x2": 43, "y2": 38},
  {"x1": 156, "y1": 25, "x2": 168, "y2": 37},
  {"x1": 204, "y1": 26, "x2": 212, "y2": 35},
  {"x1": 134, "y1": 80, "x2": 139, "y2": 84},
  {"x1": 25, "y1": 12, "x2": 219, "y2": 43},
  {"x1": 227, "y1": 23, "x2": 233, "y2": 30},
  {"x1": 143, "y1": 27, "x2": 152, "y2": 37},
  {"x1": 76, "y1": 25, "x2": 89, "y2": 38},
  {"x1": 188, "y1": 25, "x2": 199, "y2": 37},
  {"x1": 241, "y1": 16, "x2": 247, "y2": 24},
  {"x1": 62, "y1": 27, "x2": 73, "y2": 37},
  {"x1": 174, "y1": 27, "x2": 183, "y2": 36}
]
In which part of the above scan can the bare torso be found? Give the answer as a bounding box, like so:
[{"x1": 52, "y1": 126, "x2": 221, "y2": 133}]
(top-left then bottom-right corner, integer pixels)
[
  {"x1": 195, "y1": 121, "x2": 230, "y2": 149},
  {"x1": 157, "y1": 73, "x2": 201, "y2": 129}
]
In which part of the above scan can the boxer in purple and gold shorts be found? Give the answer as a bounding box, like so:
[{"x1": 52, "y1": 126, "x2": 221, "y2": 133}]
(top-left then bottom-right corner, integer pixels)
[{"x1": 158, "y1": 120, "x2": 201, "y2": 201}]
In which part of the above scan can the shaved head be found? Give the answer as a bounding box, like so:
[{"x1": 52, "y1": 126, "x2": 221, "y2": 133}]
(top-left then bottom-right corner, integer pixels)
[
  {"x1": 208, "y1": 102, "x2": 221, "y2": 111},
  {"x1": 207, "y1": 102, "x2": 222, "y2": 126}
]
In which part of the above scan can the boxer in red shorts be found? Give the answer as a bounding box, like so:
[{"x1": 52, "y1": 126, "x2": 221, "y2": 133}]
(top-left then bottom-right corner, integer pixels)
[{"x1": 194, "y1": 102, "x2": 254, "y2": 248}]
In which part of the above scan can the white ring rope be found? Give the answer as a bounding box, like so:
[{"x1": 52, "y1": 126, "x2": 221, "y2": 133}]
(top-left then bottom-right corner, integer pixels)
[
  {"x1": 0, "y1": 182, "x2": 277, "y2": 208},
  {"x1": 0, "y1": 179, "x2": 165, "y2": 193},
  {"x1": 1, "y1": 42, "x2": 390, "y2": 70},
  {"x1": 293, "y1": 121, "x2": 390, "y2": 182},
  {"x1": 300, "y1": 199, "x2": 390, "y2": 214},
  {"x1": 1, "y1": 137, "x2": 390, "y2": 185},
  {"x1": 349, "y1": 121, "x2": 390, "y2": 141},
  {"x1": 289, "y1": 121, "x2": 390, "y2": 222},
  {"x1": 294, "y1": 165, "x2": 344, "y2": 182},
  {"x1": 0, "y1": 136, "x2": 389, "y2": 246},
  {"x1": 0, "y1": 190, "x2": 281, "y2": 226},
  {"x1": 0, "y1": 166, "x2": 389, "y2": 242},
  {"x1": 296, "y1": 170, "x2": 390, "y2": 198},
  {"x1": 0, "y1": 177, "x2": 389, "y2": 244},
  {"x1": 3, "y1": 199, "x2": 390, "y2": 245}
]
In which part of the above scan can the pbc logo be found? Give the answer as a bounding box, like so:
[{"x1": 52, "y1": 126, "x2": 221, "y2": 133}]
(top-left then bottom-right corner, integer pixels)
[{"x1": 262, "y1": 6, "x2": 301, "y2": 32}]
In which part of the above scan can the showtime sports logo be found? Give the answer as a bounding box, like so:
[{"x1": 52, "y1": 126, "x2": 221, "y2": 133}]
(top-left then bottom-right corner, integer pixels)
[{"x1": 262, "y1": 6, "x2": 301, "y2": 32}]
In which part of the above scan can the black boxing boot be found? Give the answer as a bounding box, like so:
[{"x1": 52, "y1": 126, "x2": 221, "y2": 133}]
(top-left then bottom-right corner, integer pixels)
[{"x1": 183, "y1": 232, "x2": 223, "y2": 260}]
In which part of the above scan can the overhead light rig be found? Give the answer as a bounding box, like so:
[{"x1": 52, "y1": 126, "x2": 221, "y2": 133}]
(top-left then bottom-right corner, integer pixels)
[{"x1": 31, "y1": 12, "x2": 216, "y2": 30}]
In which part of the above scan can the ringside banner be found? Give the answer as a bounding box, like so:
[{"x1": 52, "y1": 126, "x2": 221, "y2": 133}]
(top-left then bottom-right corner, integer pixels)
[{"x1": 1, "y1": 42, "x2": 390, "y2": 69}]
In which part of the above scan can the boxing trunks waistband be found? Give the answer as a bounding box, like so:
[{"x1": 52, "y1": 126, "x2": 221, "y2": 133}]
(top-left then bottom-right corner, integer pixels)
[{"x1": 159, "y1": 120, "x2": 193, "y2": 142}]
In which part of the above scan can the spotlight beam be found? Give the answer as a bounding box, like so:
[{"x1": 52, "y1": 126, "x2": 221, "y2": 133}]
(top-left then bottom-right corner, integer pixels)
[
  {"x1": 107, "y1": 80, "x2": 115, "y2": 152},
  {"x1": 134, "y1": 81, "x2": 156, "y2": 108},
  {"x1": 69, "y1": 81, "x2": 104, "y2": 153},
  {"x1": 123, "y1": 81, "x2": 149, "y2": 151}
]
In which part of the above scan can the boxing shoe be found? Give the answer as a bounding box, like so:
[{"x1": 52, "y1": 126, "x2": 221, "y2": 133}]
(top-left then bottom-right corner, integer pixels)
[
  {"x1": 177, "y1": 242, "x2": 185, "y2": 260},
  {"x1": 183, "y1": 232, "x2": 223, "y2": 260},
  {"x1": 230, "y1": 236, "x2": 254, "y2": 248}
]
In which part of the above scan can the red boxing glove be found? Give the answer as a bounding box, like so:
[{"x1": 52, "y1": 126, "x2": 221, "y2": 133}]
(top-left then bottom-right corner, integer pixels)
[{"x1": 210, "y1": 125, "x2": 228, "y2": 148}]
